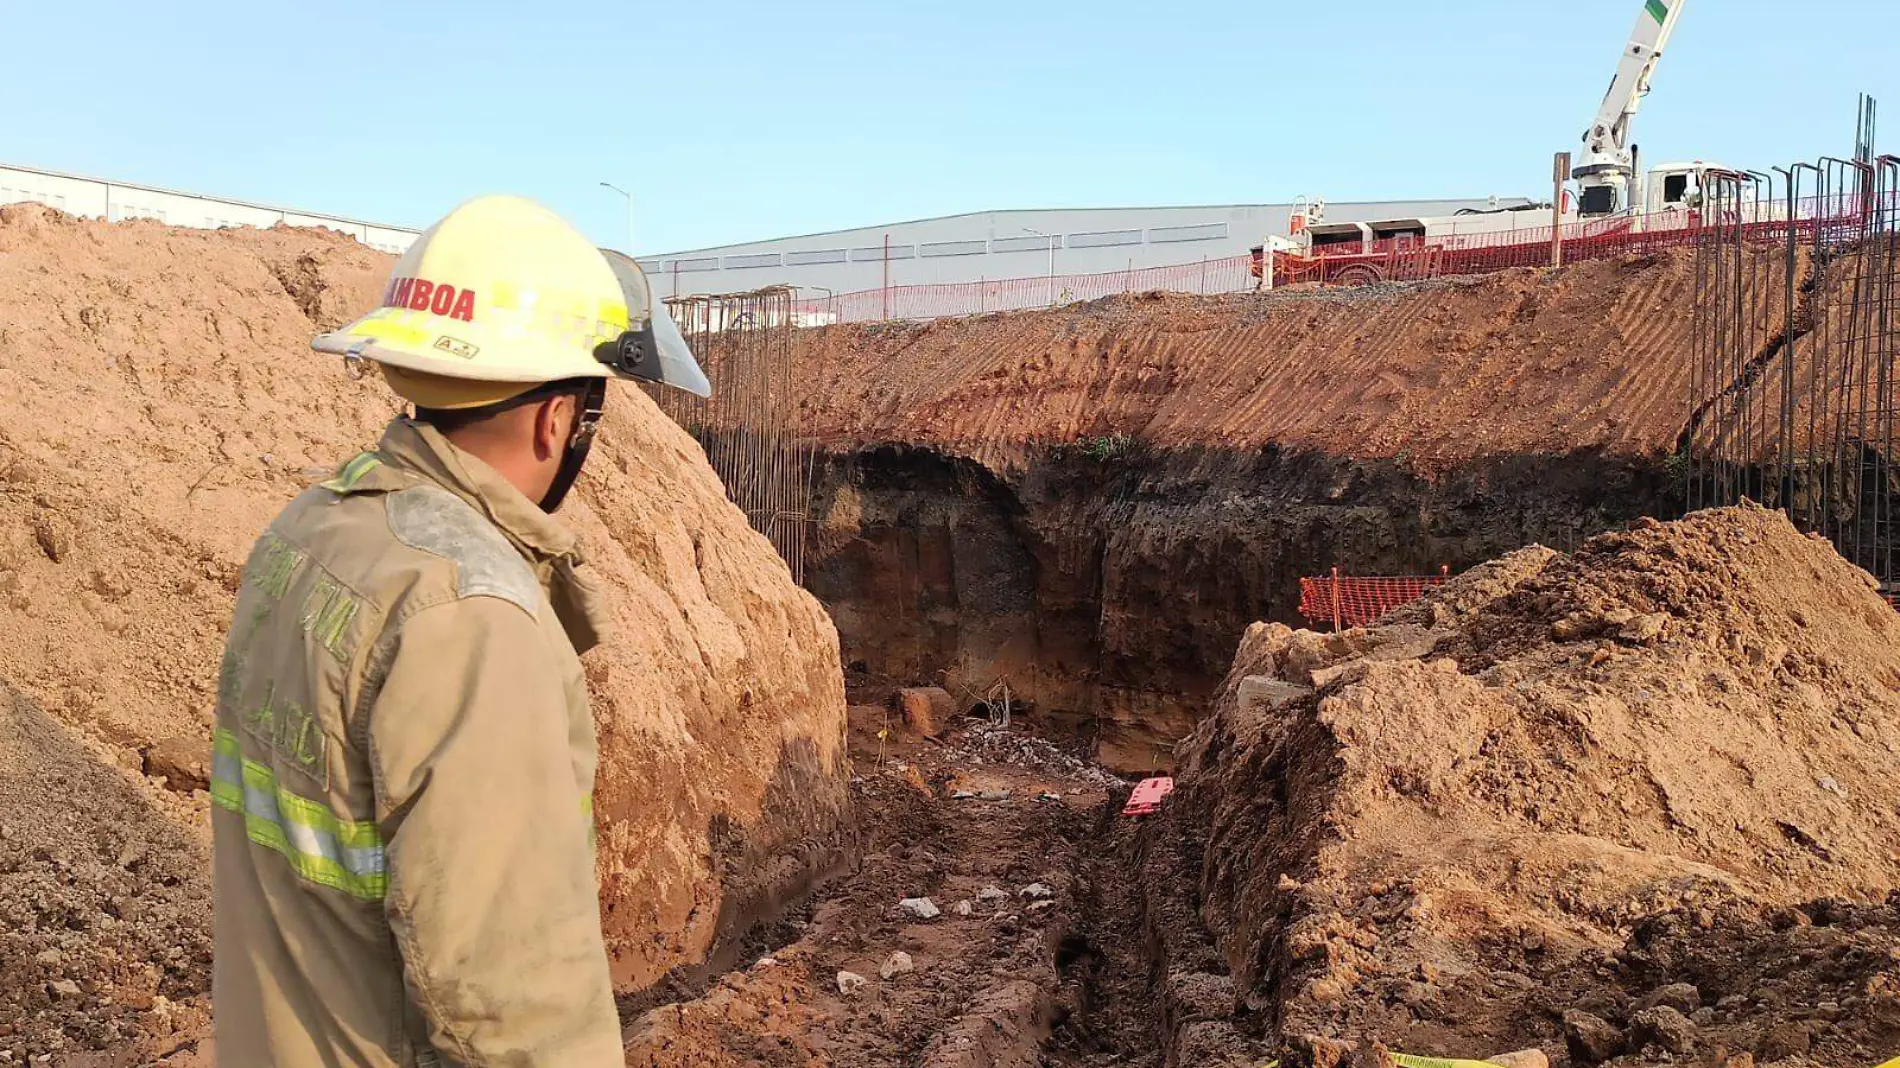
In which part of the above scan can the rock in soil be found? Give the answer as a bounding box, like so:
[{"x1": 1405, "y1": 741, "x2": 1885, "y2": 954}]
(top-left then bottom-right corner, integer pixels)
[
  {"x1": 1629, "y1": 1005, "x2": 1697, "y2": 1054},
  {"x1": 1563, "y1": 1010, "x2": 1627, "y2": 1064},
  {"x1": 1637, "y1": 981, "x2": 1701, "y2": 1014},
  {"x1": 143, "y1": 735, "x2": 210, "y2": 793},
  {"x1": 897, "y1": 897, "x2": 942, "y2": 920},
  {"x1": 894, "y1": 686, "x2": 955, "y2": 738}
]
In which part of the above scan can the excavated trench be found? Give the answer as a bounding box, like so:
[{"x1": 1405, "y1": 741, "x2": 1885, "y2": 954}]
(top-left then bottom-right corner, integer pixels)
[
  {"x1": 757, "y1": 482, "x2": 1900, "y2": 1068},
  {"x1": 804, "y1": 442, "x2": 1680, "y2": 772},
  {"x1": 691, "y1": 441, "x2": 1686, "y2": 1065}
]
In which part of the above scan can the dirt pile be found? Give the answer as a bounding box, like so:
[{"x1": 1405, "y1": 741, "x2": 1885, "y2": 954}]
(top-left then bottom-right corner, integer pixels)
[
  {"x1": 0, "y1": 205, "x2": 850, "y2": 1055},
  {"x1": 1161, "y1": 504, "x2": 1900, "y2": 1065},
  {"x1": 0, "y1": 684, "x2": 212, "y2": 1063}
]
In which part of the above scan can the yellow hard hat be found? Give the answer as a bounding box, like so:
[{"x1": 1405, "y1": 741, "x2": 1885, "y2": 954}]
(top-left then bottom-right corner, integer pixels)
[{"x1": 314, "y1": 195, "x2": 710, "y2": 408}]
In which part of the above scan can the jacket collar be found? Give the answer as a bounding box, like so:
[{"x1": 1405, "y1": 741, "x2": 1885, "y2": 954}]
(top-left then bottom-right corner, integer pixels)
[
  {"x1": 371, "y1": 418, "x2": 613, "y2": 653},
  {"x1": 376, "y1": 418, "x2": 579, "y2": 563}
]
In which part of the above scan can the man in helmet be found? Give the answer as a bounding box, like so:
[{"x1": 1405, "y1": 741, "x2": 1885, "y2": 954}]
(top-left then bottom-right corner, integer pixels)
[{"x1": 209, "y1": 196, "x2": 709, "y2": 1066}]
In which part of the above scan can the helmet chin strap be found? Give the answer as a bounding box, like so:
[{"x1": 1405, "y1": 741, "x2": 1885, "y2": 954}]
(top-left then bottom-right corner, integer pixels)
[{"x1": 538, "y1": 380, "x2": 608, "y2": 513}]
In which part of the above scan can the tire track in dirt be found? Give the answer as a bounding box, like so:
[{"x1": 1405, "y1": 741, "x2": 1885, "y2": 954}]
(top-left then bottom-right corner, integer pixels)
[{"x1": 786, "y1": 249, "x2": 1763, "y2": 476}]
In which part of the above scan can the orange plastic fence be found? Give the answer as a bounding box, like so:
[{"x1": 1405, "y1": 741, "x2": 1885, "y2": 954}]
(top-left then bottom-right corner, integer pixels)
[
  {"x1": 789, "y1": 255, "x2": 1254, "y2": 324},
  {"x1": 1298, "y1": 567, "x2": 1450, "y2": 630},
  {"x1": 782, "y1": 199, "x2": 1868, "y2": 326}
]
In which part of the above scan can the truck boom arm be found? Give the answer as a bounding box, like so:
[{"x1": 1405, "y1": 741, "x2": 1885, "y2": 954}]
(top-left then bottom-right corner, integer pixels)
[{"x1": 1573, "y1": 0, "x2": 1686, "y2": 211}]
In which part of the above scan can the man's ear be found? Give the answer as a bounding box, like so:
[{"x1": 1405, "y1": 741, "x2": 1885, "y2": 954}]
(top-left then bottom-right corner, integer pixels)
[{"x1": 534, "y1": 394, "x2": 572, "y2": 461}]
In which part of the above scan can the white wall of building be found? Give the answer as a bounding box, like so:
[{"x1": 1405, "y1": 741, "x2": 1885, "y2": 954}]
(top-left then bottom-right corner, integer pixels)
[
  {"x1": 0, "y1": 161, "x2": 1531, "y2": 307},
  {"x1": 0, "y1": 163, "x2": 420, "y2": 253},
  {"x1": 637, "y1": 197, "x2": 1530, "y2": 300}
]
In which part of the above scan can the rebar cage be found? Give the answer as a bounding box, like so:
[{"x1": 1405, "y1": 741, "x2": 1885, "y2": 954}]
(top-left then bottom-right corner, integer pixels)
[
  {"x1": 646, "y1": 286, "x2": 813, "y2": 584},
  {"x1": 1687, "y1": 98, "x2": 1900, "y2": 593}
]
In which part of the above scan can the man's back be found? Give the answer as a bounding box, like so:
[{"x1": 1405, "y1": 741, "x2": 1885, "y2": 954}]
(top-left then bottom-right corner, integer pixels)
[{"x1": 212, "y1": 419, "x2": 621, "y2": 1066}]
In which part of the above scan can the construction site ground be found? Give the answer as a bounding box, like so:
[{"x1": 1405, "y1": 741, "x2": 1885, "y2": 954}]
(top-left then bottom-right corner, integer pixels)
[
  {"x1": 623, "y1": 704, "x2": 1147, "y2": 1068},
  {"x1": 0, "y1": 698, "x2": 1149, "y2": 1067},
  {"x1": 7, "y1": 208, "x2": 1900, "y2": 1067}
]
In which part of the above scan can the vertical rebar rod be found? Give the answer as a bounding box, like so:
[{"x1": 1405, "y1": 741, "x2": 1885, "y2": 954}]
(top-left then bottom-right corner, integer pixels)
[
  {"x1": 1690, "y1": 181, "x2": 1709, "y2": 511},
  {"x1": 1872, "y1": 156, "x2": 1894, "y2": 584},
  {"x1": 1775, "y1": 165, "x2": 1798, "y2": 513},
  {"x1": 1875, "y1": 153, "x2": 1891, "y2": 581},
  {"x1": 1796, "y1": 160, "x2": 1825, "y2": 533},
  {"x1": 1746, "y1": 172, "x2": 1772, "y2": 502}
]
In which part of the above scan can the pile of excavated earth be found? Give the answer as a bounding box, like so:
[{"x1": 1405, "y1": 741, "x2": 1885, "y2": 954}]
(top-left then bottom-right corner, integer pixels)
[
  {"x1": 1152, "y1": 502, "x2": 1900, "y2": 1067},
  {"x1": 1, "y1": 206, "x2": 1897, "y2": 1068},
  {"x1": 0, "y1": 204, "x2": 849, "y2": 1062}
]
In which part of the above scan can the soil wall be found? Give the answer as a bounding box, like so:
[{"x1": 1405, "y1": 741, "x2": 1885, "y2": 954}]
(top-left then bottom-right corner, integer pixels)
[
  {"x1": 806, "y1": 443, "x2": 1677, "y2": 771},
  {"x1": 0, "y1": 205, "x2": 852, "y2": 1056},
  {"x1": 788, "y1": 252, "x2": 1733, "y2": 469},
  {"x1": 785, "y1": 251, "x2": 1740, "y2": 768}
]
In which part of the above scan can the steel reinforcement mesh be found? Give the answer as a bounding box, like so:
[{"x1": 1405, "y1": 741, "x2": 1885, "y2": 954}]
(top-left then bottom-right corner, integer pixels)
[
  {"x1": 1686, "y1": 103, "x2": 1900, "y2": 594},
  {"x1": 646, "y1": 287, "x2": 813, "y2": 584}
]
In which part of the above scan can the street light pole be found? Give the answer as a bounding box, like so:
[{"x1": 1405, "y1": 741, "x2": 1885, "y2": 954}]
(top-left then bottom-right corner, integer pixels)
[
  {"x1": 1022, "y1": 227, "x2": 1057, "y2": 307},
  {"x1": 599, "y1": 182, "x2": 634, "y2": 254}
]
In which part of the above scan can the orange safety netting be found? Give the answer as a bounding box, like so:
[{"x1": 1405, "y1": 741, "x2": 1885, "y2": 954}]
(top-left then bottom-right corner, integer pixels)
[
  {"x1": 786, "y1": 255, "x2": 1254, "y2": 324},
  {"x1": 1298, "y1": 569, "x2": 1450, "y2": 630},
  {"x1": 764, "y1": 199, "x2": 1878, "y2": 327}
]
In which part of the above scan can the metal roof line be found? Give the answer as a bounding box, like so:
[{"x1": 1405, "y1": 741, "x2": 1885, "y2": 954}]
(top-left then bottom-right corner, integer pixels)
[
  {"x1": 646, "y1": 197, "x2": 1534, "y2": 260},
  {"x1": 0, "y1": 160, "x2": 422, "y2": 235}
]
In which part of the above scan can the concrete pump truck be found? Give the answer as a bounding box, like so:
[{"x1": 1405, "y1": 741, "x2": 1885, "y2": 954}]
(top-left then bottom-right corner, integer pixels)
[{"x1": 1255, "y1": 0, "x2": 1721, "y2": 287}]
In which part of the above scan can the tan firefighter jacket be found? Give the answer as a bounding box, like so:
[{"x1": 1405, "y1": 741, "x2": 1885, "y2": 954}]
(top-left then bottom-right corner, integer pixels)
[{"x1": 211, "y1": 417, "x2": 622, "y2": 1066}]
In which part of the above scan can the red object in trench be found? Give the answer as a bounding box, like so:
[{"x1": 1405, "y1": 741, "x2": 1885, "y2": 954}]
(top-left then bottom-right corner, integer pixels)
[{"x1": 1121, "y1": 776, "x2": 1176, "y2": 818}]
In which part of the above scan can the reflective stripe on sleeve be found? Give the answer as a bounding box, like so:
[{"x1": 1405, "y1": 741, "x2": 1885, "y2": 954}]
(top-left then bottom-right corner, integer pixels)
[
  {"x1": 320, "y1": 452, "x2": 384, "y2": 494},
  {"x1": 212, "y1": 728, "x2": 387, "y2": 901}
]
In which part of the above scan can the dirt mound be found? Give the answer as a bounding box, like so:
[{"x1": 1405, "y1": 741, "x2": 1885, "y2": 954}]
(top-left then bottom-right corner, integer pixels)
[
  {"x1": 1166, "y1": 504, "x2": 1900, "y2": 1064},
  {"x1": 786, "y1": 250, "x2": 1744, "y2": 472},
  {"x1": 0, "y1": 204, "x2": 851, "y2": 1054},
  {"x1": 0, "y1": 683, "x2": 212, "y2": 1062}
]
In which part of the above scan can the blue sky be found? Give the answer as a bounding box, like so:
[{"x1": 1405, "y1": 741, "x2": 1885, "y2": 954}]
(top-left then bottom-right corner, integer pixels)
[{"x1": 2, "y1": 1, "x2": 1893, "y2": 254}]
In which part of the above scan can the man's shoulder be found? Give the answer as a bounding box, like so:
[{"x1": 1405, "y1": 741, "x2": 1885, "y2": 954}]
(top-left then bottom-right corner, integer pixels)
[
  {"x1": 267, "y1": 478, "x2": 542, "y2": 622},
  {"x1": 381, "y1": 484, "x2": 541, "y2": 616}
]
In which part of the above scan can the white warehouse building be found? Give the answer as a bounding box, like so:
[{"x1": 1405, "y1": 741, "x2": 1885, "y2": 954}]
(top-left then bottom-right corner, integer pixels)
[
  {"x1": 637, "y1": 196, "x2": 1532, "y2": 302},
  {"x1": 0, "y1": 161, "x2": 1532, "y2": 316},
  {"x1": 0, "y1": 162, "x2": 421, "y2": 254}
]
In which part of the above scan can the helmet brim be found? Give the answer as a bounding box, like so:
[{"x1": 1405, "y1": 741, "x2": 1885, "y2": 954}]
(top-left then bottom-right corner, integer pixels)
[{"x1": 378, "y1": 364, "x2": 543, "y2": 410}]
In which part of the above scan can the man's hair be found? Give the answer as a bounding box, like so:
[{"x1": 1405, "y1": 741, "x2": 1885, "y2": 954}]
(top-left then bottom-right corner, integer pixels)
[{"x1": 414, "y1": 377, "x2": 595, "y2": 435}]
